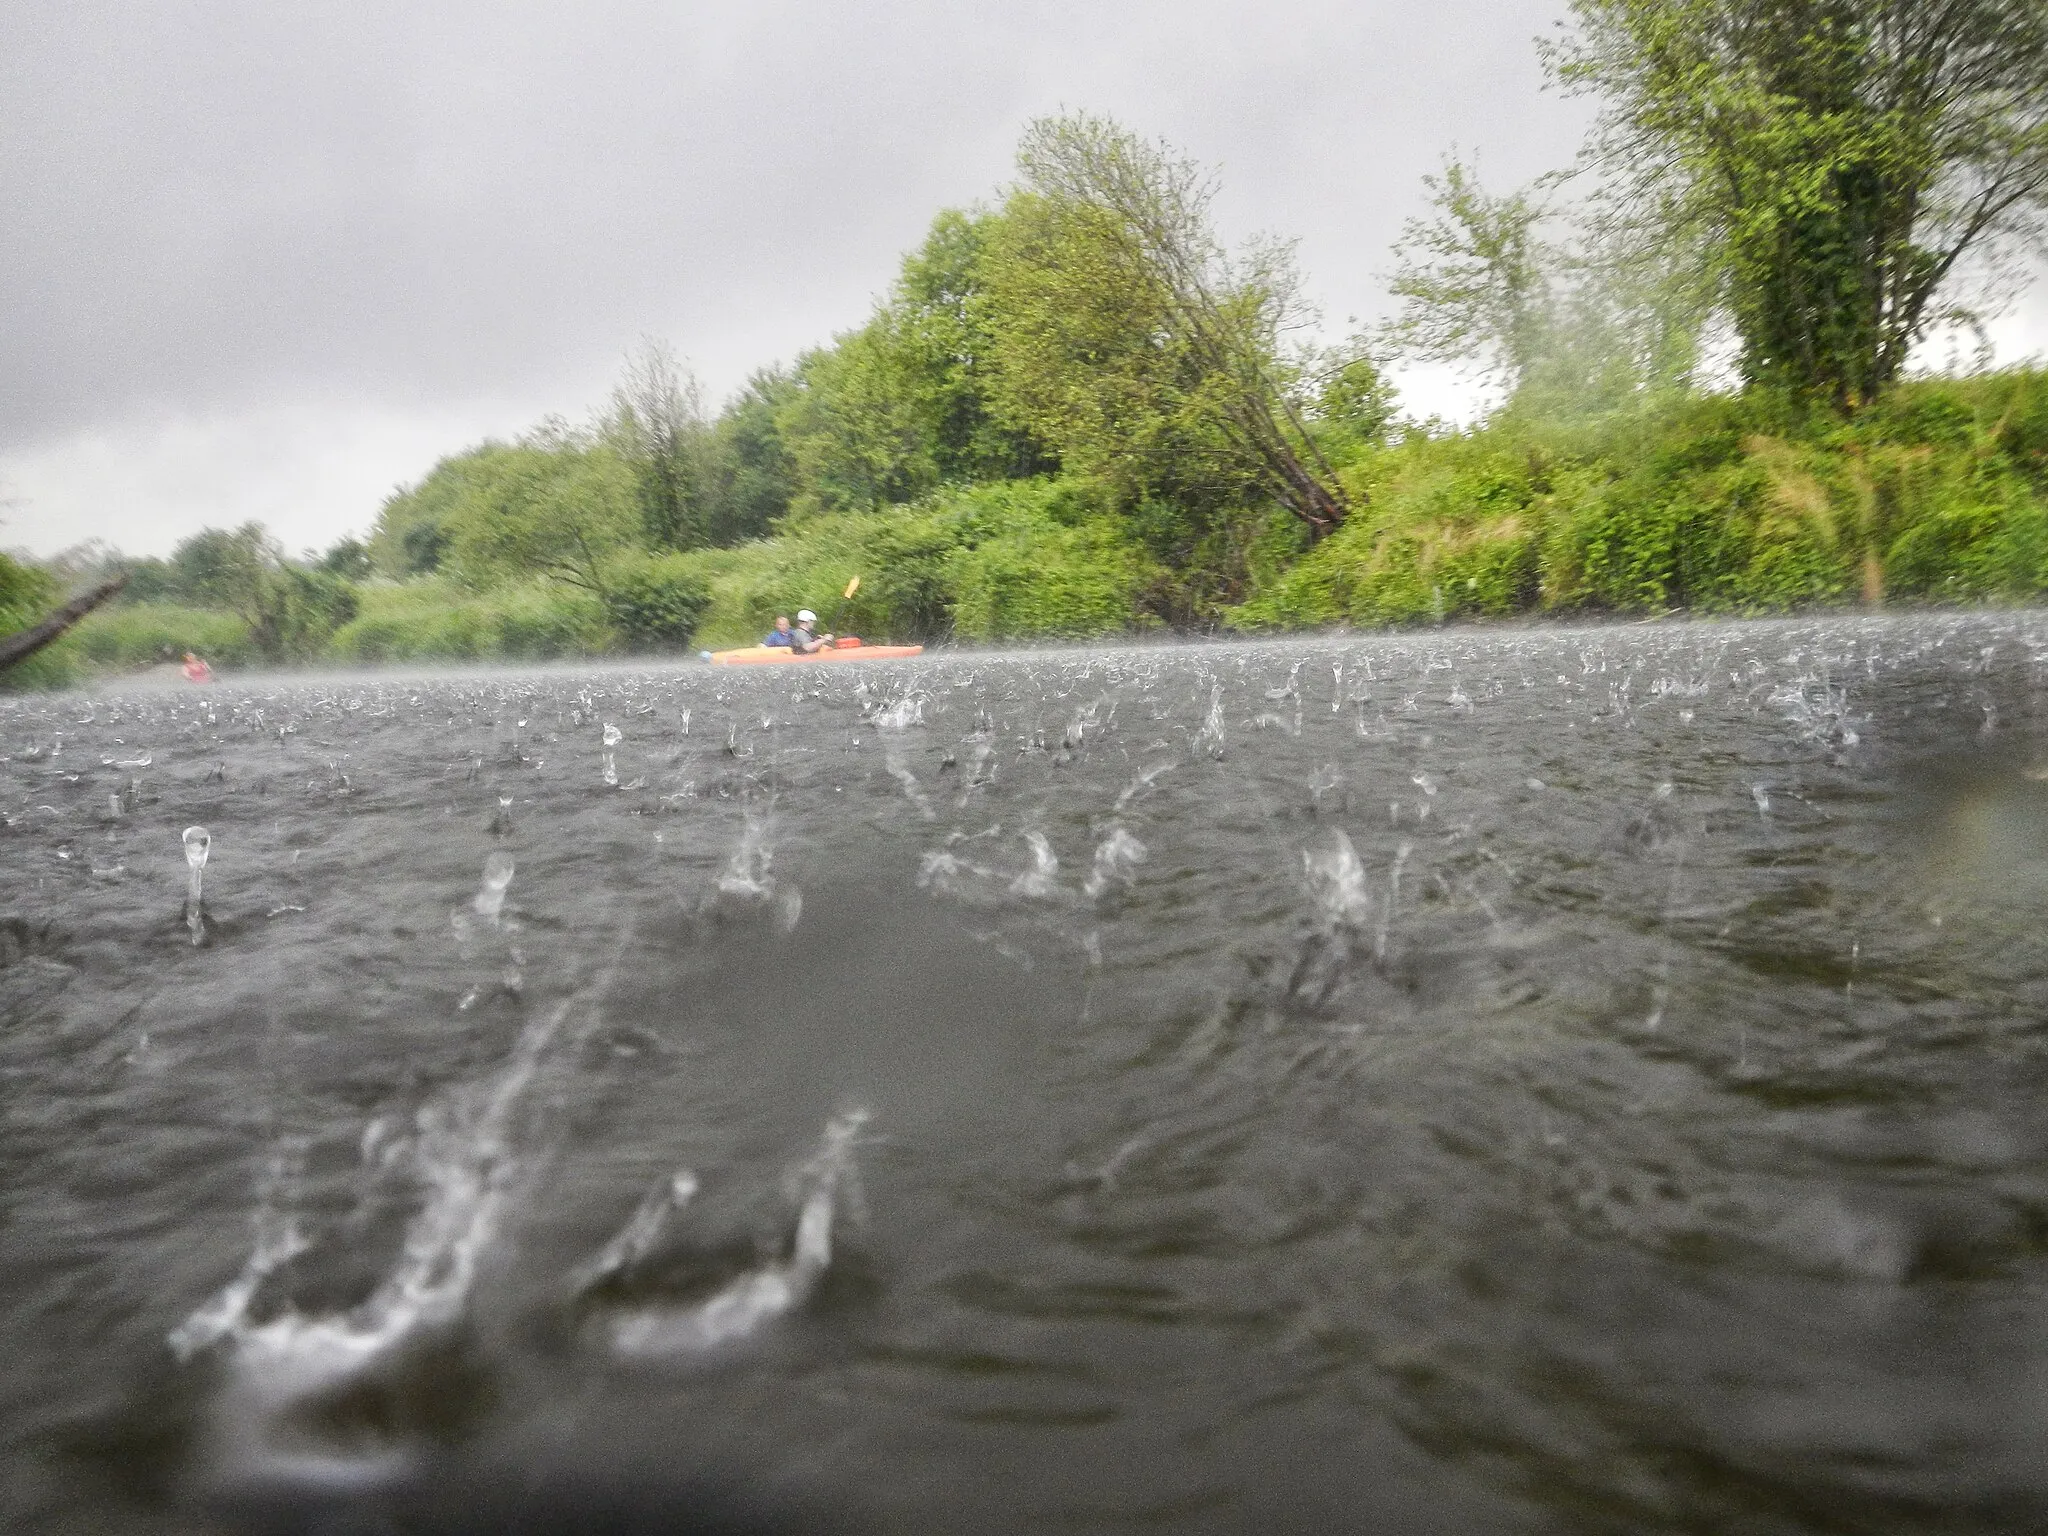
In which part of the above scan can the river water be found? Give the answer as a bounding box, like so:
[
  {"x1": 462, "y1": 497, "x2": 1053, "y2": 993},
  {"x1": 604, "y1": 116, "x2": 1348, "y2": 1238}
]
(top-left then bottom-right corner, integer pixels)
[{"x1": 5, "y1": 613, "x2": 2048, "y2": 1535}]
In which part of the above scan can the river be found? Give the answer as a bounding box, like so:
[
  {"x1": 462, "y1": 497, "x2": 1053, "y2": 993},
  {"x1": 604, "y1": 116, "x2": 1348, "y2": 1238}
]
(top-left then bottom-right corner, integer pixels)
[{"x1": 4, "y1": 612, "x2": 2047, "y2": 1535}]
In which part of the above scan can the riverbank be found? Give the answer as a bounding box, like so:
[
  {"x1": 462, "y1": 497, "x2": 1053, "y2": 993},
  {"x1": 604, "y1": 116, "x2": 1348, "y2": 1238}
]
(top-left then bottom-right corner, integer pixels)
[{"x1": 14, "y1": 368, "x2": 2048, "y2": 689}]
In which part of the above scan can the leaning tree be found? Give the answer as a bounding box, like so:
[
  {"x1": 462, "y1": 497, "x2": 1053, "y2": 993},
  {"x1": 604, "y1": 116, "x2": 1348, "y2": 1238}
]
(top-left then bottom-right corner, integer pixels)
[{"x1": 993, "y1": 113, "x2": 1352, "y2": 535}]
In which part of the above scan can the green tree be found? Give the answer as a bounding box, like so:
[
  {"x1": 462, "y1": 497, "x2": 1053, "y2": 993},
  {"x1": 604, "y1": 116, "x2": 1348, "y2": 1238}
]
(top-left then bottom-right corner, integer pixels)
[
  {"x1": 703, "y1": 367, "x2": 800, "y2": 543},
  {"x1": 777, "y1": 326, "x2": 943, "y2": 516},
  {"x1": 437, "y1": 429, "x2": 645, "y2": 596},
  {"x1": 1382, "y1": 158, "x2": 1556, "y2": 398},
  {"x1": 1548, "y1": 0, "x2": 2048, "y2": 407},
  {"x1": 369, "y1": 454, "x2": 485, "y2": 576},
  {"x1": 771, "y1": 210, "x2": 1055, "y2": 519},
  {"x1": 169, "y1": 523, "x2": 358, "y2": 660},
  {"x1": 316, "y1": 535, "x2": 374, "y2": 580},
  {"x1": 883, "y1": 209, "x2": 1056, "y2": 484},
  {"x1": 983, "y1": 113, "x2": 1349, "y2": 535},
  {"x1": 1380, "y1": 154, "x2": 1714, "y2": 417},
  {"x1": 603, "y1": 338, "x2": 711, "y2": 549}
]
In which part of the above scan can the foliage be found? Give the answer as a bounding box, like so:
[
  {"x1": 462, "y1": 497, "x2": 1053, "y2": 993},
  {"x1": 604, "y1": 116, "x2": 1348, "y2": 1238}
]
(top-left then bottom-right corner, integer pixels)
[
  {"x1": 1382, "y1": 158, "x2": 1556, "y2": 397},
  {"x1": 316, "y1": 536, "x2": 375, "y2": 580},
  {"x1": 0, "y1": 550, "x2": 58, "y2": 631},
  {"x1": 433, "y1": 432, "x2": 643, "y2": 595},
  {"x1": 0, "y1": 552, "x2": 73, "y2": 688},
  {"x1": 1547, "y1": 0, "x2": 2048, "y2": 407},
  {"x1": 1381, "y1": 155, "x2": 1715, "y2": 419},
  {"x1": 603, "y1": 338, "x2": 712, "y2": 549},
  {"x1": 946, "y1": 487, "x2": 1163, "y2": 641},
  {"x1": 326, "y1": 579, "x2": 612, "y2": 664},
  {"x1": 1234, "y1": 369, "x2": 2048, "y2": 629},
  {"x1": 601, "y1": 553, "x2": 715, "y2": 650},
  {"x1": 52, "y1": 604, "x2": 258, "y2": 675},
  {"x1": 165, "y1": 523, "x2": 358, "y2": 661},
  {"x1": 668, "y1": 475, "x2": 1160, "y2": 650},
  {"x1": 773, "y1": 210, "x2": 1054, "y2": 521},
  {"x1": 982, "y1": 113, "x2": 1348, "y2": 536},
  {"x1": 702, "y1": 368, "x2": 800, "y2": 544}
]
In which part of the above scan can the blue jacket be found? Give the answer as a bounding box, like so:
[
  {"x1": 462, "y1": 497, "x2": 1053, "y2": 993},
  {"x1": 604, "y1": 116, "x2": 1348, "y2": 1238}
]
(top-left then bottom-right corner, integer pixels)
[{"x1": 762, "y1": 629, "x2": 794, "y2": 647}]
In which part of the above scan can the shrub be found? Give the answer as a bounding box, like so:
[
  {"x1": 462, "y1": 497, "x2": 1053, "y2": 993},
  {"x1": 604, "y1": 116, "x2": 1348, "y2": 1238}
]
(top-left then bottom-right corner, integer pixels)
[
  {"x1": 1237, "y1": 370, "x2": 2048, "y2": 630},
  {"x1": 602, "y1": 555, "x2": 714, "y2": 651}
]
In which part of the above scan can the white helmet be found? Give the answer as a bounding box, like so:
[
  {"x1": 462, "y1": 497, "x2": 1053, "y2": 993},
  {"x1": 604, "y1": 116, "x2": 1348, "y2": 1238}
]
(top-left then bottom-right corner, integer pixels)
[{"x1": 797, "y1": 610, "x2": 817, "y2": 624}]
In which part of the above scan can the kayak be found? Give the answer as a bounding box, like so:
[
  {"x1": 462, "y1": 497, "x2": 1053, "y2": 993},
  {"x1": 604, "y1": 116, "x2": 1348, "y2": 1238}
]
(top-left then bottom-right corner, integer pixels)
[{"x1": 706, "y1": 638, "x2": 924, "y2": 665}]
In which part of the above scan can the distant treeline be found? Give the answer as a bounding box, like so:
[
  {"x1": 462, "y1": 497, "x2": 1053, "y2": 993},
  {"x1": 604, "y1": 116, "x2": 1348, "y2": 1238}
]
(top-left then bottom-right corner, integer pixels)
[{"x1": 12, "y1": 0, "x2": 2048, "y2": 683}]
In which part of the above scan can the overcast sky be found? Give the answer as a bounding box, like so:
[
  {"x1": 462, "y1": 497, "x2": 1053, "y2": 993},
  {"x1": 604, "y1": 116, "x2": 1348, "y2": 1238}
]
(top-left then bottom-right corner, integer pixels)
[{"x1": 5, "y1": 1, "x2": 2046, "y2": 561}]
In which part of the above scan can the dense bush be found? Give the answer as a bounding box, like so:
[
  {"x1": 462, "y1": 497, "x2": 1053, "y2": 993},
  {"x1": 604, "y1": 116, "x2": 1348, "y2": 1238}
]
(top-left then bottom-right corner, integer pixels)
[
  {"x1": 944, "y1": 480, "x2": 1162, "y2": 640},
  {"x1": 601, "y1": 555, "x2": 715, "y2": 650},
  {"x1": 1233, "y1": 372, "x2": 2048, "y2": 630}
]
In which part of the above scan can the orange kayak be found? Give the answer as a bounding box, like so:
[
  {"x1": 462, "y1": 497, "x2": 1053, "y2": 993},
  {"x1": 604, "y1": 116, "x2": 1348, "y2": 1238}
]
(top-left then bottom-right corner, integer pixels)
[{"x1": 707, "y1": 638, "x2": 924, "y2": 665}]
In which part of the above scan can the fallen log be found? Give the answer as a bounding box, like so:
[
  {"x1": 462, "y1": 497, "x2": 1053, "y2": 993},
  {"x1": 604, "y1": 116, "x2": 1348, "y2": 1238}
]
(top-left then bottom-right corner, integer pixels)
[{"x1": 0, "y1": 574, "x2": 128, "y2": 673}]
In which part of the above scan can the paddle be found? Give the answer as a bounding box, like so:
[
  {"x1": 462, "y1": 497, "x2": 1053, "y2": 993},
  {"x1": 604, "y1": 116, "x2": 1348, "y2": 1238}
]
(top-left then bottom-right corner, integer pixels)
[{"x1": 826, "y1": 575, "x2": 860, "y2": 646}]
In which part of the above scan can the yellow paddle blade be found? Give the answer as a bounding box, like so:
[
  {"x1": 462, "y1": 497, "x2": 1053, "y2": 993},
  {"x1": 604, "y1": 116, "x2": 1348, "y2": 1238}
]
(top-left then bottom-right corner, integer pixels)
[{"x1": 843, "y1": 576, "x2": 861, "y2": 599}]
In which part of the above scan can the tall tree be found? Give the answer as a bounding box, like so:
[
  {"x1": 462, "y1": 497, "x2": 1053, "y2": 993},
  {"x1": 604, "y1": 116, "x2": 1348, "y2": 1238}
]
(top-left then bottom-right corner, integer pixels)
[
  {"x1": 1381, "y1": 158, "x2": 1556, "y2": 399},
  {"x1": 1548, "y1": 0, "x2": 2048, "y2": 406},
  {"x1": 169, "y1": 524, "x2": 357, "y2": 660},
  {"x1": 703, "y1": 367, "x2": 800, "y2": 544},
  {"x1": 605, "y1": 338, "x2": 710, "y2": 548},
  {"x1": 438, "y1": 432, "x2": 643, "y2": 596},
  {"x1": 986, "y1": 113, "x2": 1350, "y2": 534},
  {"x1": 1380, "y1": 155, "x2": 1714, "y2": 415},
  {"x1": 772, "y1": 210, "x2": 1053, "y2": 519}
]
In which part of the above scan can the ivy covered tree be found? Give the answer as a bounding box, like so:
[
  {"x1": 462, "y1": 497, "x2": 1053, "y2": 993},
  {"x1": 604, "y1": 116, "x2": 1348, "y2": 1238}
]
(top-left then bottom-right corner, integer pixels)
[{"x1": 1548, "y1": 0, "x2": 2048, "y2": 407}]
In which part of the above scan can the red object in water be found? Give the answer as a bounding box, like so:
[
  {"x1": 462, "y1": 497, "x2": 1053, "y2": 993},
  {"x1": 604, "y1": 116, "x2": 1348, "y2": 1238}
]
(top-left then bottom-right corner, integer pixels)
[{"x1": 182, "y1": 652, "x2": 213, "y2": 683}]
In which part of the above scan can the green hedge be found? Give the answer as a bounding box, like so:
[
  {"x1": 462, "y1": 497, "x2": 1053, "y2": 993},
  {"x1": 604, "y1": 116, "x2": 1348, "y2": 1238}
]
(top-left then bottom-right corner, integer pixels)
[{"x1": 602, "y1": 554, "x2": 715, "y2": 650}]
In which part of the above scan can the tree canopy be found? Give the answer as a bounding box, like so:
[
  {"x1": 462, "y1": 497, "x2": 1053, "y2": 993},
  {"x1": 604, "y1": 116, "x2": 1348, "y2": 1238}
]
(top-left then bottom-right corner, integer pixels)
[{"x1": 1548, "y1": 0, "x2": 2048, "y2": 406}]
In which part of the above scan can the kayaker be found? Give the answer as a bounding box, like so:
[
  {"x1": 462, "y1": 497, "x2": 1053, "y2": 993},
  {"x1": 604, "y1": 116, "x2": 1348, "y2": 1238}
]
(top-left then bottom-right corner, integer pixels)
[
  {"x1": 182, "y1": 651, "x2": 214, "y2": 683},
  {"x1": 762, "y1": 616, "x2": 795, "y2": 648},
  {"x1": 791, "y1": 610, "x2": 835, "y2": 655}
]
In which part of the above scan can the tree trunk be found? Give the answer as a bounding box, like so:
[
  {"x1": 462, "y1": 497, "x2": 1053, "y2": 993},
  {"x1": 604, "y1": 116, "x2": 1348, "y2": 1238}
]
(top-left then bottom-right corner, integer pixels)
[{"x1": 0, "y1": 576, "x2": 128, "y2": 673}]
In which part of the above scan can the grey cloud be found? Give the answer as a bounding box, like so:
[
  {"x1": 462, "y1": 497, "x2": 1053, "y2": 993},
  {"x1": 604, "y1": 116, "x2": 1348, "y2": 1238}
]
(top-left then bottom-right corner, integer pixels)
[{"x1": 3, "y1": 0, "x2": 1582, "y2": 457}]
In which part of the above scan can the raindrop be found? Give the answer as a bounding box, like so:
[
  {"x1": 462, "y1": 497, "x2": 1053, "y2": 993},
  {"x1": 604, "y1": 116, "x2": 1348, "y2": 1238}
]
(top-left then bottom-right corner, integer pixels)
[
  {"x1": 474, "y1": 851, "x2": 515, "y2": 924},
  {"x1": 182, "y1": 826, "x2": 211, "y2": 945}
]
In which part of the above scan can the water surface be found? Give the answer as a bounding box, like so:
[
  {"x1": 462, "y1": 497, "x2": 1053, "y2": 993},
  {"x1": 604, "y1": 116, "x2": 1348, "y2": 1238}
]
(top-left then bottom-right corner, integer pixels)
[{"x1": 6, "y1": 614, "x2": 2048, "y2": 1534}]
